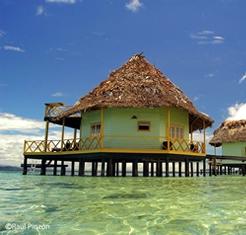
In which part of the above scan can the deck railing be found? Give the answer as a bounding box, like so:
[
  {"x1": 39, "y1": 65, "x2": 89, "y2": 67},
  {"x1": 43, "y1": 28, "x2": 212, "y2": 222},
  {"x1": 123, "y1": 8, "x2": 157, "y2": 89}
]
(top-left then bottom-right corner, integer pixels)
[{"x1": 24, "y1": 135, "x2": 205, "y2": 155}]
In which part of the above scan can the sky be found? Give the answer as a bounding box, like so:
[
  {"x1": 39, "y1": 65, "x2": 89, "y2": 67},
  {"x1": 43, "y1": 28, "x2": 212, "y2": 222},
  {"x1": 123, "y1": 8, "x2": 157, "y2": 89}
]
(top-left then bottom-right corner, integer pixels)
[{"x1": 0, "y1": 0, "x2": 245, "y2": 165}]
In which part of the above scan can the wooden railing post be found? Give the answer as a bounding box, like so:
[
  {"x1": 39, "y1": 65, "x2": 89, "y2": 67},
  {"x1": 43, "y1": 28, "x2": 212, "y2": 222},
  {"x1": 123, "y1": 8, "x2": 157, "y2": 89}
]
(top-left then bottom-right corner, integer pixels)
[
  {"x1": 203, "y1": 120, "x2": 206, "y2": 153},
  {"x1": 44, "y1": 120, "x2": 49, "y2": 152},
  {"x1": 167, "y1": 108, "x2": 171, "y2": 151},
  {"x1": 61, "y1": 118, "x2": 65, "y2": 150},
  {"x1": 100, "y1": 108, "x2": 104, "y2": 149}
]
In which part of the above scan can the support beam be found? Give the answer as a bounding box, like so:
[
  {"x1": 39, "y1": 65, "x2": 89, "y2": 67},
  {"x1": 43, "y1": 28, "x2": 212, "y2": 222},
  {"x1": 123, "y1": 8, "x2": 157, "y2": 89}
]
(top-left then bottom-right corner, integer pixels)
[
  {"x1": 78, "y1": 160, "x2": 85, "y2": 176},
  {"x1": 71, "y1": 161, "x2": 75, "y2": 176},
  {"x1": 40, "y1": 159, "x2": 46, "y2": 175},
  {"x1": 44, "y1": 121, "x2": 49, "y2": 152},
  {"x1": 209, "y1": 161, "x2": 212, "y2": 176},
  {"x1": 203, "y1": 120, "x2": 206, "y2": 153},
  {"x1": 190, "y1": 162, "x2": 193, "y2": 177},
  {"x1": 156, "y1": 161, "x2": 162, "y2": 177},
  {"x1": 185, "y1": 158, "x2": 189, "y2": 177},
  {"x1": 172, "y1": 162, "x2": 175, "y2": 177},
  {"x1": 132, "y1": 161, "x2": 138, "y2": 177},
  {"x1": 23, "y1": 157, "x2": 28, "y2": 175},
  {"x1": 61, "y1": 118, "x2": 65, "y2": 150},
  {"x1": 53, "y1": 160, "x2": 57, "y2": 176},
  {"x1": 122, "y1": 161, "x2": 126, "y2": 177},
  {"x1": 151, "y1": 162, "x2": 154, "y2": 177},
  {"x1": 107, "y1": 159, "x2": 113, "y2": 176},
  {"x1": 203, "y1": 159, "x2": 206, "y2": 177},
  {"x1": 167, "y1": 108, "x2": 171, "y2": 150},
  {"x1": 116, "y1": 162, "x2": 119, "y2": 176},
  {"x1": 143, "y1": 161, "x2": 149, "y2": 177},
  {"x1": 100, "y1": 108, "x2": 104, "y2": 148},
  {"x1": 165, "y1": 158, "x2": 169, "y2": 177},
  {"x1": 196, "y1": 162, "x2": 199, "y2": 177},
  {"x1": 179, "y1": 162, "x2": 182, "y2": 177},
  {"x1": 101, "y1": 160, "x2": 105, "y2": 176},
  {"x1": 92, "y1": 162, "x2": 98, "y2": 176},
  {"x1": 73, "y1": 128, "x2": 77, "y2": 144},
  {"x1": 61, "y1": 161, "x2": 66, "y2": 176}
]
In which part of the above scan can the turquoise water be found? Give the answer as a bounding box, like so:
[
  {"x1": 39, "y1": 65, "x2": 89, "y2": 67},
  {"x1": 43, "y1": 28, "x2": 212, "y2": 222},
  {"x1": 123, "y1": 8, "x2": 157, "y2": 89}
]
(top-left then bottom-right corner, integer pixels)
[{"x1": 0, "y1": 172, "x2": 246, "y2": 235}]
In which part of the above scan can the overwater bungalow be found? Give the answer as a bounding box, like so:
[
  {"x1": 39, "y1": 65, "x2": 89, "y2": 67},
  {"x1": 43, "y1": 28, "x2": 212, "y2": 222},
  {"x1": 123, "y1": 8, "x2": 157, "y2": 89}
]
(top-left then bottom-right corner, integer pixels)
[
  {"x1": 23, "y1": 54, "x2": 214, "y2": 176},
  {"x1": 209, "y1": 120, "x2": 246, "y2": 174},
  {"x1": 210, "y1": 120, "x2": 246, "y2": 157}
]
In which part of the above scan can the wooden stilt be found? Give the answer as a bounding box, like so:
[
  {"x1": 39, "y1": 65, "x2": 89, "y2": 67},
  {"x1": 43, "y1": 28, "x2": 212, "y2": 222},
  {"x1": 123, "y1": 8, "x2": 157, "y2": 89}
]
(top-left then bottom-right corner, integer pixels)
[
  {"x1": 209, "y1": 162, "x2": 212, "y2": 176},
  {"x1": 71, "y1": 161, "x2": 75, "y2": 176},
  {"x1": 196, "y1": 162, "x2": 199, "y2": 177},
  {"x1": 190, "y1": 162, "x2": 193, "y2": 177},
  {"x1": 165, "y1": 158, "x2": 169, "y2": 177},
  {"x1": 132, "y1": 161, "x2": 138, "y2": 177},
  {"x1": 116, "y1": 162, "x2": 119, "y2": 176},
  {"x1": 122, "y1": 161, "x2": 126, "y2": 177},
  {"x1": 179, "y1": 162, "x2": 182, "y2": 177},
  {"x1": 203, "y1": 159, "x2": 206, "y2": 177},
  {"x1": 242, "y1": 166, "x2": 246, "y2": 176},
  {"x1": 53, "y1": 160, "x2": 57, "y2": 176},
  {"x1": 92, "y1": 162, "x2": 98, "y2": 176},
  {"x1": 107, "y1": 159, "x2": 113, "y2": 176},
  {"x1": 101, "y1": 160, "x2": 105, "y2": 176},
  {"x1": 156, "y1": 161, "x2": 161, "y2": 177},
  {"x1": 78, "y1": 159, "x2": 85, "y2": 176},
  {"x1": 40, "y1": 159, "x2": 46, "y2": 175},
  {"x1": 219, "y1": 165, "x2": 222, "y2": 175},
  {"x1": 23, "y1": 157, "x2": 28, "y2": 175},
  {"x1": 185, "y1": 158, "x2": 189, "y2": 177},
  {"x1": 61, "y1": 161, "x2": 66, "y2": 176},
  {"x1": 112, "y1": 161, "x2": 116, "y2": 176},
  {"x1": 172, "y1": 162, "x2": 175, "y2": 177},
  {"x1": 143, "y1": 161, "x2": 149, "y2": 177},
  {"x1": 151, "y1": 162, "x2": 154, "y2": 177}
]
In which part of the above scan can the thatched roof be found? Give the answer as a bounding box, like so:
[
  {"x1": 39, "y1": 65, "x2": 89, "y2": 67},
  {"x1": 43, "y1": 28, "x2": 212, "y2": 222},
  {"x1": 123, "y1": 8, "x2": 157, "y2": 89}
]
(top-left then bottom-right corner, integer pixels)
[
  {"x1": 210, "y1": 120, "x2": 246, "y2": 147},
  {"x1": 57, "y1": 54, "x2": 213, "y2": 131}
]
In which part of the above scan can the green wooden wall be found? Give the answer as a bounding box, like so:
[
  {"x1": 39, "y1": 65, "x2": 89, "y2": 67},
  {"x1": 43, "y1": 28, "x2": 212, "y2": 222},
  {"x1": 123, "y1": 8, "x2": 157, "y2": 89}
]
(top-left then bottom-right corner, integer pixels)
[
  {"x1": 80, "y1": 107, "x2": 189, "y2": 150},
  {"x1": 222, "y1": 142, "x2": 246, "y2": 157}
]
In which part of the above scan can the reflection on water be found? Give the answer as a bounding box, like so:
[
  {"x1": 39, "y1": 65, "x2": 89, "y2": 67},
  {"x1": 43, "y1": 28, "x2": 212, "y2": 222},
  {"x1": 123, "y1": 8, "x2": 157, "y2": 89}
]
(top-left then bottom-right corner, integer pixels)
[{"x1": 0, "y1": 172, "x2": 246, "y2": 234}]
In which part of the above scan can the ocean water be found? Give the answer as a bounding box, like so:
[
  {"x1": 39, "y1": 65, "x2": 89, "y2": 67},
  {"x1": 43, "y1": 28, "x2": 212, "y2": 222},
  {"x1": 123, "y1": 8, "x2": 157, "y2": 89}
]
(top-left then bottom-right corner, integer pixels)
[{"x1": 0, "y1": 172, "x2": 246, "y2": 235}]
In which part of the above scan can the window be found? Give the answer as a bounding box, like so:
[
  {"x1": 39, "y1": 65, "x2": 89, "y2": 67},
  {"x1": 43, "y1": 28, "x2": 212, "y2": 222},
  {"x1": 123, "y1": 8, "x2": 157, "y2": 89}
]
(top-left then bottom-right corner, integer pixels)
[
  {"x1": 138, "y1": 121, "x2": 150, "y2": 131},
  {"x1": 170, "y1": 126, "x2": 184, "y2": 139},
  {"x1": 91, "y1": 123, "x2": 101, "y2": 135}
]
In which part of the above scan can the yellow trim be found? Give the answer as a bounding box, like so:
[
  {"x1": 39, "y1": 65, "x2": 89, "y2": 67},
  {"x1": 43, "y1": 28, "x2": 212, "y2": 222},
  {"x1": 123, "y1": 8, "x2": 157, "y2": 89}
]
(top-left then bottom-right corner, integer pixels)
[
  {"x1": 61, "y1": 118, "x2": 65, "y2": 149},
  {"x1": 100, "y1": 108, "x2": 104, "y2": 148},
  {"x1": 44, "y1": 120, "x2": 49, "y2": 152},
  {"x1": 167, "y1": 108, "x2": 171, "y2": 150},
  {"x1": 203, "y1": 120, "x2": 206, "y2": 153}
]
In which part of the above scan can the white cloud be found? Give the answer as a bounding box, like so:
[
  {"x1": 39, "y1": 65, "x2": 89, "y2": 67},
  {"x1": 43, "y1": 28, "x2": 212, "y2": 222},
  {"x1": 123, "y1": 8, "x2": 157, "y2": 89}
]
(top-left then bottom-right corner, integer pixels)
[
  {"x1": 226, "y1": 103, "x2": 246, "y2": 121},
  {"x1": 0, "y1": 30, "x2": 6, "y2": 38},
  {"x1": 52, "y1": 92, "x2": 64, "y2": 97},
  {"x1": 205, "y1": 73, "x2": 215, "y2": 78},
  {"x1": 36, "y1": 5, "x2": 45, "y2": 16},
  {"x1": 46, "y1": 0, "x2": 77, "y2": 4},
  {"x1": 0, "y1": 112, "x2": 74, "y2": 166},
  {"x1": 190, "y1": 30, "x2": 224, "y2": 45},
  {"x1": 193, "y1": 96, "x2": 199, "y2": 102},
  {"x1": 0, "y1": 113, "x2": 43, "y2": 132},
  {"x1": 126, "y1": 0, "x2": 142, "y2": 12},
  {"x1": 198, "y1": 30, "x2": 215, "y2": 35},
  {"x1": 3, "y1": 45, "x2": 25, "y2": 53},
  {"x1": 239, "y1": 72, "x2": 246, "y2": 84}
]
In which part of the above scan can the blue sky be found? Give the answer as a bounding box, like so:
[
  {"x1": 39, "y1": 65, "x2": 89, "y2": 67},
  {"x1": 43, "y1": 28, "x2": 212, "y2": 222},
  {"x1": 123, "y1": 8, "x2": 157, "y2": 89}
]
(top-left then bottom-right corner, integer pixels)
[{"x1": 0, "y1": 0, "x2": 245, "y2": 165}]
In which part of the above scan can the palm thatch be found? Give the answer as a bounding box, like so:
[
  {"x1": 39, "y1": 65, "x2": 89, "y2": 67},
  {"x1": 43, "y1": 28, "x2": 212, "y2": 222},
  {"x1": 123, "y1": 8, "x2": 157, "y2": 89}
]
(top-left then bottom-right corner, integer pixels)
[
  {"x1": 57, "y1": 54, "x2": 213, "y2": 131},
  {"x1": 210, "y1": 120, "x2": 246, "y2": 147}
]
